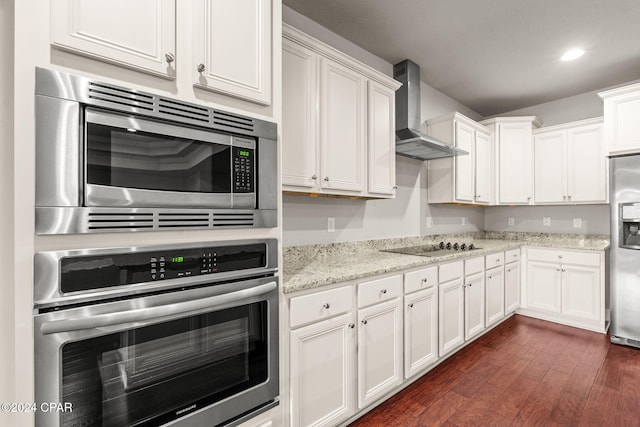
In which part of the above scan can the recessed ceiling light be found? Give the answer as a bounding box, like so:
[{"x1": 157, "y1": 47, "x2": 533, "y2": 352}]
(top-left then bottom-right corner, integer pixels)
[{"x1": 561, "y1": 48, "x2": 585, "y2": 61}]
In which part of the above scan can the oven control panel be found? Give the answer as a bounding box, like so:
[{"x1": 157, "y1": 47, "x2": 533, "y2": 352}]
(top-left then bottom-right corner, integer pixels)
[
  {"x1": 232, "y1": 146, "x2": 254, "y2": 193},
  {"x1": 60, "y1": 243, "x2": 267, "y2": 294}
]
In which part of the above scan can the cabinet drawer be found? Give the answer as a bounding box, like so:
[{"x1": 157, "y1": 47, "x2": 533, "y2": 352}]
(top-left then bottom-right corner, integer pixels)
[
  {"x1": 439, "y1": 261, "x2": 463, "y2": 284},
  {"x1": 464, "y1": 256, "x2": 484, "y2": 276},
  {"x1": 485, "y1": 252, "x2": 504, "y2": 269},
  {"x1": 527, "y1": 247, "x2": 600, "y2": 267},
  {"x1": 404, "y1": 266, "x2": 437, "y2": 293},
  {"x1": 358, "y1": 275, "x2": 402, "y2": 308},
  {"x1": 505, "y1": 249, "x2": 520, "y2": 263},
  {"x1": 290, "y1": 286, "x2": 353, "y2": 328}
]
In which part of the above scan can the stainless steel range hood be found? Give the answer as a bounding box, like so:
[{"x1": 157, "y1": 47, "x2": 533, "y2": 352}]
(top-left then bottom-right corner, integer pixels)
[{"x1": 394, "y1": 60, "x2": 468, "y2": 160}]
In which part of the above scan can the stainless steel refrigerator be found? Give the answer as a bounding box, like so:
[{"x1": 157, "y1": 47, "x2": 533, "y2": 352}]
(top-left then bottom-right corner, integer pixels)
[{"x1": 610, "y1": 155, "x2": 640, "y2": 348}]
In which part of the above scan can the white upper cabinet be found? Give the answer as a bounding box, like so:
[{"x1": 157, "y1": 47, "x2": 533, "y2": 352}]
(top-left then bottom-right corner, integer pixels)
[
  {"x1": 481, "y1": 117, "x2": 541, "y2": 205},
  {"x1": 367, "y1": 81, "x2": 397, "y2": 196},
  {"x1": 281, "y1": 24, "x2": 401, "y2": 198},
  {"x1": 599, "y1": 82, "x2": 640, "y2": 156},
  {"x1": 533, "y1": 118, "x2": 606, "y2": 204},
  {"x1": 51, "y1": 0, "x2": 177, "y2": 78},
  {"x1": 320, "y1": 59, "x2": 367, "y2": 194},
  {"x1": 427, "y1": 112, "x2": 493, "y2": 205},
  {"x1": 193, "y1": 0, "x2": 272, "y2": 105}
]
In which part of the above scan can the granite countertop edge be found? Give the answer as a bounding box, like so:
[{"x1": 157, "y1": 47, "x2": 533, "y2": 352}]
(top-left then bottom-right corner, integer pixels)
[{"x1": 282, "y1": 234, "x2": 610, "y2": 294}]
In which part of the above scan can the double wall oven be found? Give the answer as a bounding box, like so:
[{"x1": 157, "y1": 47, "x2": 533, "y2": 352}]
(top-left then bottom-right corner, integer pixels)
[{"x1": 34, "y1": 239, "x2": 279, "y2": 427}]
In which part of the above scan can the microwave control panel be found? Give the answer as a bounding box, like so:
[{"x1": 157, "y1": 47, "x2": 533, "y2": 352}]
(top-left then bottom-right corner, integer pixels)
[
  {"x1": 233, "y1": 146, "x2": 254, "y2": 193},
  {"x1": 59, "y1": 243, "x2": 267, "y2": 293}
]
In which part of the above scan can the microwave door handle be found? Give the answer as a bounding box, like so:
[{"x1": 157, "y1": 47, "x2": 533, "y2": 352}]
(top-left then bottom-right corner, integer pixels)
[{"x1": 40, "y1": 281, "x2": 277, "y2": 335}]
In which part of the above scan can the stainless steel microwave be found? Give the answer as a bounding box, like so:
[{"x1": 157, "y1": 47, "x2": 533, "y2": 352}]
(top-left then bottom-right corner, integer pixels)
[{"x1": 35, "y1": 68, "x2": 277, "y2": 235}]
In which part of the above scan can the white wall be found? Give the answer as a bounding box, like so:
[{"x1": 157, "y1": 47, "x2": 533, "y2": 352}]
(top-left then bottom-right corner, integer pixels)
[
  {"x1": 0, "y1": 0, "x2": 14, "y2": 422},
  {"x1": 282, "y1": 8, "x2": 484, "y2": 246}
]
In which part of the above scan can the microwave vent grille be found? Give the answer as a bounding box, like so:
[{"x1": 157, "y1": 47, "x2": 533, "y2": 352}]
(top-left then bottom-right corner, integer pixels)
[
  {"x1": 88, "y1": 82, "x2": 155, "y2": 112},
  {"x1": 213, "y1": 110, "x2": 255, "y2": 132},
  {"x1": 158, "y1": 98, "x2": 211, "y2": 124},
  {"x1": 79, "y1": 209, "x2": 255, "y2": 232}
]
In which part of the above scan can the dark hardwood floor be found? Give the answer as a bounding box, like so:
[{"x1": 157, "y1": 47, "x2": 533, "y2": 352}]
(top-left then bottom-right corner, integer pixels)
[{"x1": 348, "y1": 315, "x2": 640, "y2": 426}]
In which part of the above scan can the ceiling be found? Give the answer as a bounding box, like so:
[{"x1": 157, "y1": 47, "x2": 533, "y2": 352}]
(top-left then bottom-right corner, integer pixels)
[{"x1": 282, "y1": 0, "x2": 640, "y2": 117}]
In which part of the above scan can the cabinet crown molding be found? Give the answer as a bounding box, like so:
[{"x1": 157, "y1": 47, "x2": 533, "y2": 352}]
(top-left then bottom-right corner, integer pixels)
[
  {"x1": 426, "y1": 111, "x2": 490, "y2": 134},
  {"x1": 480, "y1": 116, "x2": 543, "y2": 128},
  {"x1": 283, "y1": 23, "x2": 401, "y2": 91},
  {"x1": 598, "y1": 80, "x2": 640, "y2": 99},
  {"x1": 533, "y1": 116, "x2": 603, "y2": 134}
]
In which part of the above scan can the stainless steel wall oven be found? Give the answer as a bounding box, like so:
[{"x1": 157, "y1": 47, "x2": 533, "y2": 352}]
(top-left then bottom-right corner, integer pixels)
[
  {"x1": 35, "y1": 68, "x2": 277, "y2": 235},
  {"x1": 34, "y1": 239, "x2": 279, "y2": 427}
]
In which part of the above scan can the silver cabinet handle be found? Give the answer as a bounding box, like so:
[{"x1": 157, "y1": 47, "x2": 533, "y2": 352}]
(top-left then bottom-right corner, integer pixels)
[
  {"x1": 311, "y1": 174, "x2": 317, "y2": 180},
  {"x1": 408, "y1": 303, "x2": 414, "y2": 308},
  {"x1": 561, "y1": 268, "x2": 566, "y2": 272},
  {"x1": 362, "y1": 319, "x2": 368, "y2": 325},
  {"x1": 507, "y1": 269, "x2": 511, "y2": 273},
  {"x1": 568, "y1": 196, "x2": 572, "y2": 200},
  {"x1": 527, "y1": 196, "x2": 531, "y2": 201},
  {"x1": 197, "y1": 63, "x2": 206, "y2": 73},
  {"x1": 324, "y1": 177, "x2": 330, "y2": 181},
  {"x1": 381, "y1": 289, "x2": 387, "y2": 294},
  {"x1": 41, "y1": 281, "x2": 277, "y2": 335},
  {"x1": 393, "y1": 185, "x2": 398, "y2": 189},
  {"x1": 558, "y1": 255, "x2": 563, "y2": 259},
  {"x1": 556, "y1": 267, "x2": 561, "y2": 271},
  {"x1": 348, "y1": 323, "x2": 355, "y2": 329},
  {"x1": 421, "y1": 278, "x2": 428, "y2": 284},
  {"x1": 323, "y1": 303, "x2": 330, "y2": 309},
  {"x1": 165, "y1": 52, "x2": 175, "y2": 63}
]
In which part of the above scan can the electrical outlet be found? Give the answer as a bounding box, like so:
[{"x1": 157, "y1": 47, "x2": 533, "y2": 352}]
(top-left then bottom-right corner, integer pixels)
[
  {"x1": 426, "y1": 217, "x2": 432, "y2": 228},
  {"x1": 573, "y1": 218, "x2": 582, "y2": 228},
  {"x1": 327, "y1": 217, "x2": 335, "y2": 233},
  {"x1": 461, "y1": 217, "x2": 467, "y2": 225},
  {"x1": 508, "y1": 217, "x2": 515, "y2": 226},
  {"x1": 543, "y1": 217, "x2": 551, "y2": 227}
]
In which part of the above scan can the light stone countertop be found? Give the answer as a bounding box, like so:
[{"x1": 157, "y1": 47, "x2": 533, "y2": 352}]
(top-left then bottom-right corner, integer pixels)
[{"x1": 282, "y1": 233, "x2": 610, "y2": 294}]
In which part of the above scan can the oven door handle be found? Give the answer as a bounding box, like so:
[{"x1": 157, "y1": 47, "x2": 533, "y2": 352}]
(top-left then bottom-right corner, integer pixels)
[{"x1": 40, "y1": 281, "x2": 277, "y2": 335}]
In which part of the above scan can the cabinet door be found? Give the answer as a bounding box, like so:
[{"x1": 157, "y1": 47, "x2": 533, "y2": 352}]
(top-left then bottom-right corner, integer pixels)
[
  {"x1": 320, "y1": 59, "x2": 367, "y2": 194},
  {"x1": 526, "y1": 261, "x2": 562, "y2": 313},
  {"x1": 562, "y1": 265, "x2": 601, "y2": 322},
  {"x1": 193, "y1": 0, "x2": 272, "y2": 105},
  {"x1": 454, "y1": 121, "x2": 475, "y2": 203},
  {"x1": 438, "y1": 279, "x2": 465, "y2": 357},
  {"x1": 282, "y1": 39, "x2": 318, "y2": 190},
  {"x1": 290, "y1": 313, "x2": 356, "y2": 427},
  {"x1": 567, "y1": 122, "x2": 607, "y2": 203},
  {"x1": 603, "y1": 90, "x2": 640, "y2": 155},
  {"x1": 367, "y1": 81, "x2": 397, "y2": 197},
  {"x1": 404, "y1": 287, "x2": 438, "y2": 379},
  {"x1": 534, "y1": 131, "x2": 566, "y2": 203},
  {"x1": 51, "y1": 0, "x2": 176, "y2": 78},
  {"x1": 505, "y1": 261, "x2": 520, "y2": 314},
  {"x1": 485, "y1": 267, "x2": 505, "y2": 327},
  {"x1": 474, "y1": 131, "x2": 491, "y2": 204},
  {"x1": 464, "y1": 273, "x2": 485, "y2": 340},
  {"x1": 498, "y1": 123, "x2": 533, "y2": 204},
  {"x1": 358, "y1": 298, "x2": 403, "y2": 409}
]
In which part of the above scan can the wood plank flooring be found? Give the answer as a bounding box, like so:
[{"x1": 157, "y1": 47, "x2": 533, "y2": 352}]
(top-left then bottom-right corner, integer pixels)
[{"x1": 348, "y1": 315, "x2": 640, "y2": 426}]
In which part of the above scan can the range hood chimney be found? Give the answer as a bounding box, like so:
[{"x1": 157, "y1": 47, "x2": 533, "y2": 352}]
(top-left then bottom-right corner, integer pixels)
[{"x1": 394, "y1": 59, "x2": 468, "y2": 160}]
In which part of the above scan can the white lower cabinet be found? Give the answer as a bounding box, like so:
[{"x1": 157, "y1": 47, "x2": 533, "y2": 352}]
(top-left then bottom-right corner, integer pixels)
[
  {"x1": 289, "y1": 286, "x2": 356, "y2": 427},
  {"x1": 404, "y1": 286, "x2": 438, "y2": 379},
  {"x1": 438, "y1": 261, "x2": 465, "y2": 357},
  {"x1": 522, "y1": 247, "x2": 606, "y2": 332},
  {"x1": 464, "y1": 272, "x2": 485, "y2": 340},
  {"x1": 357, "y1": 276, "x2": 403, "y2": 409},
  {"x1": 505, "y1": 260, "x2": 521, "y2": 314},
  {"x1": 485, "y1": 265, "x2": 505, "y2": 327}
]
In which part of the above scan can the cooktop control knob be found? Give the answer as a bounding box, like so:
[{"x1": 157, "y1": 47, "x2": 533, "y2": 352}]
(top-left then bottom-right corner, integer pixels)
[
  {"x1": 453, "y1": 243, "x2": 459, "y2": 250},
  {"x1": 439, "y1": 241, "x2": 445, "y2": 249},
  {"x1": 446, "y1": 242, "x2": 452, "y2": 250},
  {"x1": 460, "y1": 243, "x2": 467, "y2": 251}
]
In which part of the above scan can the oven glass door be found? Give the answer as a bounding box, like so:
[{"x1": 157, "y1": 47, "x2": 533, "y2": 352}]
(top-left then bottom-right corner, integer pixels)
[
  {"x1": 83, "y1": 108, "x2": 255, "y2": 208},
  {"x1": 35, "y1": 278, "x2": 278, "y2": 427}
]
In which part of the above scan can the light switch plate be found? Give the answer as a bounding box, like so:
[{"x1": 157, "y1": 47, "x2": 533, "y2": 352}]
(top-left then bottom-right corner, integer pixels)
[
  {"x1": 573, "y1": 218, "x2": 582, "y2": 228},
  {"x1": 508, "y1": 217, "x2": 515, "y2": 226},
  {"x1": 543, "y1": 217, "x2": 551, "y2": 227},
  {"x1": 327, "y1": 217, "x2": 335, "y2": 232},
  {"x1": 426, "y1": 217, "x2": 432, "y2": 228}
]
